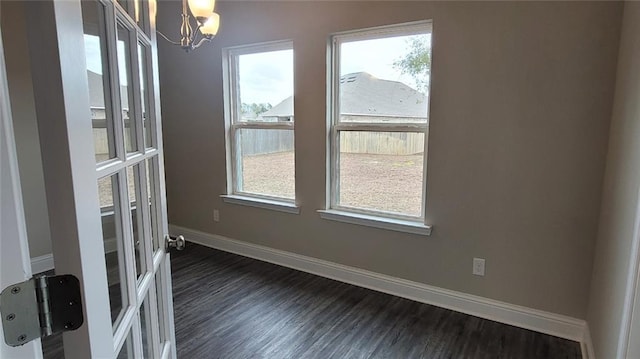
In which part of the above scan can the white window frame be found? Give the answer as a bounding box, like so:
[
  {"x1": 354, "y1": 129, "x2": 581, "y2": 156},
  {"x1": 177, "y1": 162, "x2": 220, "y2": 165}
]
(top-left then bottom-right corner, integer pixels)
[
  {"x1": 222, "y1": 40, "x2": 297, "y2": 211},
  {"x1": 324, "y1": 21, "x2": 433, "y2": 232}
]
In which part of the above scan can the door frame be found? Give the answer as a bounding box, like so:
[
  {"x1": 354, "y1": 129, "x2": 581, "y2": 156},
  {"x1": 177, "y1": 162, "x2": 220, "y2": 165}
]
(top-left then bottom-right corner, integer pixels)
[{"x1": 0, "y1": 10, "x2": 43, "y2": 359}]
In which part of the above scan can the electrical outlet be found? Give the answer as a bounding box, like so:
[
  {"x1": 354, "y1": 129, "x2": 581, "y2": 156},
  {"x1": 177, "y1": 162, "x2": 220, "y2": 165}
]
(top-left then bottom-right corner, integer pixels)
[
  {"x1": 473, "y1": 258, "x2": 485, "y2": 276},
  {"x1": 213, "y1": 209, "x2": 220, "y2": 222}
]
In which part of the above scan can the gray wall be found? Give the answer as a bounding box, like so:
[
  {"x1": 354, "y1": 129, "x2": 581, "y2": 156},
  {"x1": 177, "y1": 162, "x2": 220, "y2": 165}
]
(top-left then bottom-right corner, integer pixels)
[
  {"x1": 587, "y1": 2, "x2": 640, "y2": 357},
  {"x1": 157, "y1": 1, "x2": 622, "y2": 318},
  {"x1": 1, "y1": 1, "x2": 52, "y2": 258}
]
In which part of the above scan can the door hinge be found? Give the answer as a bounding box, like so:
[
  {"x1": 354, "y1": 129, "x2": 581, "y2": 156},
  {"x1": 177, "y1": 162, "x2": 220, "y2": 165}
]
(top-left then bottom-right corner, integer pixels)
[{"x1": 0, "y1": 275, "x2": 84, "y2": 347}]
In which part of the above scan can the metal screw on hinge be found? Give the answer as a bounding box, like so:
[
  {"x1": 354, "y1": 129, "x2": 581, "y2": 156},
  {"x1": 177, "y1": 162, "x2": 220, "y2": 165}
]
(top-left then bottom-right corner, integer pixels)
[
  {"x1": 6, "y1": 313, "x2": 15, "y2": 321},
  {"x1": 11, "y1": 287, "x2": 20, "y2": 294},
  {"x1": 17, "y1": 335, "x2": 26, "y2": 342}
]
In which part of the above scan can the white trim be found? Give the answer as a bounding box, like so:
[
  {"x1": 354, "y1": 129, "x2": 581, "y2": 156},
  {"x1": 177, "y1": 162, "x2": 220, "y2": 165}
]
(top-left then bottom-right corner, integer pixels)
[
  {"x1": 169, "y1": 224, "x2": 586, "y2": 343},
  {"x1": 31, "y1": 254, "x2": 55, "y2": 274},
  {"x1": 224, "y1": 39, "x2": 294, "y2": 56},
  {"x1": 232, "y1": 121, "x2": 294, "y2": 130},
  {"x1": 331, "y1": 20, "x2": 433, "y2": 42},
  {"x1": 581, "y1": 323, "x2": 595, "y2": 359},
  {"x1": 221, "y1": 194, "x2": 300, "y2": 214},
  {"x1": 335, "y1": 123, "x2": 428, "y2": 132},
  {"x1": 318, "y1": 209, "x2": 431, "y2": 235}
]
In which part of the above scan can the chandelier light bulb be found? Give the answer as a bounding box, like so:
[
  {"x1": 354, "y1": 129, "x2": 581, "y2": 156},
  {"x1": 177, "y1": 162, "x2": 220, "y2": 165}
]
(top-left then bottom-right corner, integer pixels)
[
  {"x1": 201, "y1": 13, "x2": 220, "y2": 37},
  {"x1": 188, "y1": 0, "x2": 216, "y2": 22}
]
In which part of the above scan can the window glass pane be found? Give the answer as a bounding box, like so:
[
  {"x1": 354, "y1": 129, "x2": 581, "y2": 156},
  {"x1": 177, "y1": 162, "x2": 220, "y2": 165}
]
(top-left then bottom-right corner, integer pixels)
[
  {"x1": 116, "y1": 0, "x2": 129, "y2": 11},
  {"x1": 237, "y1": 128, "x2": 295, "y2": 199},
  {"x1": 145, "y1": 157, "x2": 160, "y2": 252},
  {"x1": 116, "y1": 329, "x2": 135, "y2": 359},
  {"x1": 138, "y1": 43, "x2": 153, "y2": 148},
  {"x1": 237, "y1": 49, "x2": 293, "y2": 122},
  {"x1": 82, "y1": 0, "x2": 116, "y2": 163},
  {"x1": 338, "y1": 131, "x2": 424, "y2": 217},
  {"x1": 339, "y1": 33, "x2": 431, "y2": 124},
  {"x1": 116, "y1": 0, "x2": 146, "y2": 28},
  {"x1": 126, "y1": 165, "x2": 144, "y2": 280},
  {"x1": 97, "y1": 174, "x2": 128, "y2": 328},
  {"x1": 117, "y1": 23, "x2": 138, "y2": 153}
]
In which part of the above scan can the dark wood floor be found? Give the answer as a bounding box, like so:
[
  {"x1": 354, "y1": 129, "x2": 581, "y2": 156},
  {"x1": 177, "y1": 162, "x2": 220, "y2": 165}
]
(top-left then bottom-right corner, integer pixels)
[
  {"x1": 172, "y1": 244, "x2": 581, "y2": 359},
  {"x1": 44, "y1": 243, "x2": 582, "y2": 358}
]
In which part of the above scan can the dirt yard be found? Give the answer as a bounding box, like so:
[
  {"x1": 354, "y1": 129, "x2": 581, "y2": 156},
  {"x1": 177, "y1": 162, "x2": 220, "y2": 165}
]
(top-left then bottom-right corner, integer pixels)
[
  {"x1": 97, "y1": 151, "x2": 424, "y2": 216},
  {"x1": 242, "y1": 151, "x2": 423, "y2": 216}
]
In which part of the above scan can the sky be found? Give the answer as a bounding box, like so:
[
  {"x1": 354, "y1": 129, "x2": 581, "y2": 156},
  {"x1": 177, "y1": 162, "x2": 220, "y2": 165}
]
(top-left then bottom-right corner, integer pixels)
[
  {"x1": 239, "y1": 49, "x2": 295, "y2": 107},
  {"x1": 84, "y1": 35, "x2": 129, "y2": 85},
  {"x1": 340, "y1": 35, "x2": 429, "y2": 91},
  {"x1": 84, "y1": 33, "x2": 432, "y2": 106},
  {"x1": 238, "y1": 34, "x2": 431, "y2": 106}
]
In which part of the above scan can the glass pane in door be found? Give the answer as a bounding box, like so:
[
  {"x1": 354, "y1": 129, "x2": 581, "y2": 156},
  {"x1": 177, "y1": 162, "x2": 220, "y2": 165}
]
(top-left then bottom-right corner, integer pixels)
[
  {"x1": 126, "y1": 165, "x2": 145, "y2": 280},
  {"x1": 145, "y1": 157, "x2": 160, "y2": 252},
  {"x1": 155, "y1": 272, "x2": 166, "y2": 345},
  {"x1": 140, "y1": 292, "x2": 155, "y2": 358},
  {"x1": 116, "y1": 330, "x2": 135, "y2": 359},
  {"x1": 97, "y1": 174, "x2": 129, "y2": 328},
  {"x1": 138, "y1": 43, "x2": 153, "y2": 148},
  {"x1": 116, "y1": 0, "x2": 132, "y2": 17},
  {"x1": 116, "y1": 22, "x2": 138, "y2": 153},
  {"x1": 82, "y1": 0, "x2": 117, "y2": 163}
]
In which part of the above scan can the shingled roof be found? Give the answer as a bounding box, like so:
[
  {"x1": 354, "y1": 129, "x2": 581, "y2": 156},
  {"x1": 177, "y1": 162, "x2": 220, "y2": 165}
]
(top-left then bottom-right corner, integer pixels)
[
  {"x1": 261, "y1": 96, "x2": 293, "y2": 118},
  {"x1": 261, "y1": 72, "x2": 428, "y2": 119}
]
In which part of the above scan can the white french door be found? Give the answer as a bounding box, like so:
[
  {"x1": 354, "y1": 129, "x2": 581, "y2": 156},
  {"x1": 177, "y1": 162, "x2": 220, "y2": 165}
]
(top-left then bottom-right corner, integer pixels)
[{"x1": 24, "y1": 0, "x2": 177, "y2": 358}]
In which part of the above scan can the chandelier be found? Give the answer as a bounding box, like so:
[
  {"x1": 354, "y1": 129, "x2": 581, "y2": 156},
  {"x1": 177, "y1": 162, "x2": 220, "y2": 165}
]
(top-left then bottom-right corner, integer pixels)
[{"x1": 158, "y1": 0, "x2": 220, "y2": 52}]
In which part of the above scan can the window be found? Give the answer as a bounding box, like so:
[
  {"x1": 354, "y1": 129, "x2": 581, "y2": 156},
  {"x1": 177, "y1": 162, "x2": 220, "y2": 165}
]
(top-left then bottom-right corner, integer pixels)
[
  {"x1": 223, "y1": 41, "x2": 296, "y2": 209},
  {"x1": 326, "y1": 22, "x2": 432, "y2": 228}
]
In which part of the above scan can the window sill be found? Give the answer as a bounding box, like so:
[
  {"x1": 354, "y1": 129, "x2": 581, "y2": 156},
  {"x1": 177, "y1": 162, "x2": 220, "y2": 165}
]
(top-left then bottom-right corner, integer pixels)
[
  {"x1": 221, "y1": 195, "x2": 300, "y2": 214},
  {"x1": 317, "y1": 210, "x2": 432, "y2": 236}
]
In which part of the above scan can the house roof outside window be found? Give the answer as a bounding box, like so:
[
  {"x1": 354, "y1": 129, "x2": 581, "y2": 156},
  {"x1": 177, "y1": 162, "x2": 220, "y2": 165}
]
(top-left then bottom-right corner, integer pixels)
[{"x1": 260, "y1": 72, "x2": 428, "y2": 122}]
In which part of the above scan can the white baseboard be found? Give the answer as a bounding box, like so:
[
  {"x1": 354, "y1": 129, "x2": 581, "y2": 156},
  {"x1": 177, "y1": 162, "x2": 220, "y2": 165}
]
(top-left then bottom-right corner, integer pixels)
[
  {"x1": 170, "y1": 224, "x2": 589, "y2": 348},
  {"x1": 104, "y1": 237, "x2": 117, "y2": 254},
  {"x1": 30, "y1": 253, "x2": 54, "y2": 274},
  {"x1": 30, "y1": 237, "x2": 117, "y2": 275}
]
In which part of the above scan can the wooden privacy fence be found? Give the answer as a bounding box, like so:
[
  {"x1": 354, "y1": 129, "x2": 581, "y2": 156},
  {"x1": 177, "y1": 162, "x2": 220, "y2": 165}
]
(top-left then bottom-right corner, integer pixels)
[
  {"x1": 95, "y1": 127, "x2": 425, "y2": 158},
  {"x1": 239, "y1": 129, "x2": 295, "y2": 156},
  {"x1": 340, "y1": 132, "x2": 425, "y2": 155}
]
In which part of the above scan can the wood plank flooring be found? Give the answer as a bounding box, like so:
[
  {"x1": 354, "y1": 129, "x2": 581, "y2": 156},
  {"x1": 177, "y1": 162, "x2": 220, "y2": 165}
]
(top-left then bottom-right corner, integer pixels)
[
  {"x1": 171, "y1": 244, "x2": 581, "y2": 359},
  {"x1": 43, "y1": 243, "x2": 582, "y2": 358}
]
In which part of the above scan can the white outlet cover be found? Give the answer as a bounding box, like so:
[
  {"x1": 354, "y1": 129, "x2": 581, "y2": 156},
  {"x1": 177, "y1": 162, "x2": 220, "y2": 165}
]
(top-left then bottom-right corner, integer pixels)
[{"x1": 473, "y1": 258, "x2": 485, "y2": 276}]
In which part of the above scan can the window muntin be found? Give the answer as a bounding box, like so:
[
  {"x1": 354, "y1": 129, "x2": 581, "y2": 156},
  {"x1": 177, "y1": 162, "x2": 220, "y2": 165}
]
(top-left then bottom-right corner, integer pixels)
[
  {"x1": 224, "y1": 41, "x2": 295, "y2": 202},
  {"x1": 330, "y1": 22, "x2": 432, "y2": 221}
]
